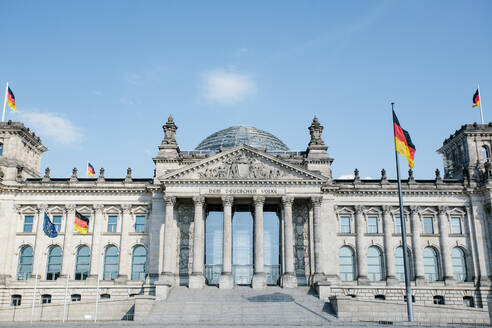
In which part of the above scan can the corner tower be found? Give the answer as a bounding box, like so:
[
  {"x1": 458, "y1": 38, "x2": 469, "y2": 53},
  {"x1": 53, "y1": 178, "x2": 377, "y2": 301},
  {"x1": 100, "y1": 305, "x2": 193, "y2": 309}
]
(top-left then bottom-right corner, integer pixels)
[{"x1": 0, "y1": 120, "x2": 47, "y2": 182}]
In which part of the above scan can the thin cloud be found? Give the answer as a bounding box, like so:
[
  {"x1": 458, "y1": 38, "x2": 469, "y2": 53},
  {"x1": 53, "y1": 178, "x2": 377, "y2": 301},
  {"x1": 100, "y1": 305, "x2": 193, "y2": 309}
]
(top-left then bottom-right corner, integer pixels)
[
  {"x1": 201, "y1": 69, "x2": 257, "y2": 106},
  {"x1": 17, "y1": 111, "x2": 83, "y2": 145},
  {"x1": 338, "y1": 174, "x2": 355, "y2": 179}
]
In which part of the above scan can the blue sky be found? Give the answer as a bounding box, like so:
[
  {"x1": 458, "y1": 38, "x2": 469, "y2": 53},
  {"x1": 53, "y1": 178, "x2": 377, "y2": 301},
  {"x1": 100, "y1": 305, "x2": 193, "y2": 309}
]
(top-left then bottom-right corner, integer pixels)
[{"x1": 1, "y1": 1, "x2": 491, "y2": 179}]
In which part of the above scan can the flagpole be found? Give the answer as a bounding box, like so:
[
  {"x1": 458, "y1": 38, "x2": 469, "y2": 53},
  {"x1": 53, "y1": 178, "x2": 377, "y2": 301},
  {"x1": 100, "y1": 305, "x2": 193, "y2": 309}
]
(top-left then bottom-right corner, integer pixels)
[
  {"x1": 2, "y1": 82, "x2": 8, "y2": 122},
  {"x1": 30, "y1": 255, "x2": 40, "y2": 324},
  {"x1": 62, "y1": 274, "x2": 69, "y2": 322},
  {"x1": 479, "y1": 84, "x2": 484, "y2": 124},
  {"x1": 392, "y1": 102, "x2": 414, "y2": 322}
]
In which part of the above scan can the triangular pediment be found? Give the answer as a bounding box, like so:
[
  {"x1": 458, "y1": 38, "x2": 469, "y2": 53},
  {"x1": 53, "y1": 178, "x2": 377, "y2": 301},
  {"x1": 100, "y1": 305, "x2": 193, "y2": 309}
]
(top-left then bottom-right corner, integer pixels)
[{"x1": 160, "y1": 145, "x2": 325, "y2": 182}]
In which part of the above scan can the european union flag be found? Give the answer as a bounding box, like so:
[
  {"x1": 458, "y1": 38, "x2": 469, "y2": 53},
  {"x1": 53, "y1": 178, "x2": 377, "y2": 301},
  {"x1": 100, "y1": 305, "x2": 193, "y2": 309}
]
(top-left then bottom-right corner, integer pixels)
[{"x1": 43, "y1": 213, "x2": 58, "y2": 238}]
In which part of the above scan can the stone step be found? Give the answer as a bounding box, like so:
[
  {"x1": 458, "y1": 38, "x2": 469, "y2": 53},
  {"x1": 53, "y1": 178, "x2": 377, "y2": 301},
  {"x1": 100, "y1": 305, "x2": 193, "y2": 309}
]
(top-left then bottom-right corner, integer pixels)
[{"x1": 146, "y1": 286, "x2": 337, "y2": 326}]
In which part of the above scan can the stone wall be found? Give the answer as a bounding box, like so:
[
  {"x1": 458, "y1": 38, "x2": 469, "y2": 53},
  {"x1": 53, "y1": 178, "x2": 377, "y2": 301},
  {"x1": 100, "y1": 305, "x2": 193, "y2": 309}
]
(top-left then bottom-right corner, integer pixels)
[{"x1": 330, "y1": 295, "x2": 490, "y2": 324}]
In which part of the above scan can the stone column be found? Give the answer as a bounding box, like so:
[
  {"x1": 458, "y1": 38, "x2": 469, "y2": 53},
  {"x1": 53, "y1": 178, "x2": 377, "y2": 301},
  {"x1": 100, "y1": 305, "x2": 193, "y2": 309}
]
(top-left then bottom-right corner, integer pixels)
[
  {"x1": 61, "y1": 204, "x2": 76, "y2": 277},
  {"x1": 190, "y1": 196, "x2": 206, "y2": 288},
  {"x1": 118, "y1": 204, "x2": 132, "y2": 280},
  {"x1": 32, "y1": 205, "x2": 46, "y2": 280},
  {"x1": 410, "y1": 206, "x2": 425, "y2": 284},
  {"x1": 219, "y1": 196, "x2": 234, "y2": 289},
  {"x1": 89, "y1": 205, "x2": 103, "y2": 278},
  {"x1": 355, "y1": 205, "x2": 368, "y2": 284},
  {"x1": 161, "y1": 196, "x2": 177, "y2": 285},
  {"x1": 282, "y1": 196, "x2": 297, "y2": 288},
  {"x1": 148, "y1": 187, "x2": 164, "y2": 278},
  {"x1": 438, "y1": 206, "x2": 455, "y2": 284},
  {"x1": 252, "y1": 196, "x2": 266, "y2": 288},
  {"x1": 382, "y1": 206, "x2": 397, "y2": 285},
  {"x1": 311, "y1": 196, "x2": 326, "y2": 283}
]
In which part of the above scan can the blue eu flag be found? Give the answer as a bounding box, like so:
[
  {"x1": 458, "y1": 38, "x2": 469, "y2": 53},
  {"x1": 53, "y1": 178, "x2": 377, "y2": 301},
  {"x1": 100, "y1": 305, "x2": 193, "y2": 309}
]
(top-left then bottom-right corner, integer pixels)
[{"x1": 43, "y1": 213, "x2": 58, "y2": 238}]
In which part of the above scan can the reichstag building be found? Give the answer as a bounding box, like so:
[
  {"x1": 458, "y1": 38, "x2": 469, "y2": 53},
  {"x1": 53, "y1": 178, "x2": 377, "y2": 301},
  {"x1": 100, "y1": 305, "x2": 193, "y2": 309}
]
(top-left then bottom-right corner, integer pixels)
[{"x1": 0, "y1": 115, "x2": 491, "y2": 315}]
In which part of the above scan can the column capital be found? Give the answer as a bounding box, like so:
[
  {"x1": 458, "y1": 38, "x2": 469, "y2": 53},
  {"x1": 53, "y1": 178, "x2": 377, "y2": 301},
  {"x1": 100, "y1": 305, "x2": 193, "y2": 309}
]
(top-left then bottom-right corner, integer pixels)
[
  {"x1": 310, "y1": 196, "x2": 322, "y2": 207},
  {"x1": 253, "y1": 196, "x2": 265, "y2": 206},
  {"x1": 354, "y1": 205, "x2": 365, "y2": 215},
  {"x1": 221, "y1": 195, "x2": 234, "y2": 207},
  {"x1": 382, "y1": 205, "x2": 392, "y2": 215},
  {"x1": 193, "y1": 196, "x2": 206, "y2": 206},
  {"x1": 281, "y1": 195, "x2": 294, "y2": 207},
  {"x1": 409, "y1": 205, "x2": 418, "y2": 214},
  {"x1": 94, "y1": 204, "x2": 104, "y2": 214},
  {"x1": 122, "y1": 204, "x2": 132, "y2": 214},
  {"x1": 65, "y1": 203, "x2": 76, "y2": 212},
  {"x1": 37, "y1": 203, "x2": 48, "y2": 212},
  {"x1": 164, "y1": 196, "x2": 177, "y2": 206},
  {"x1": 438, "y1": 205, "x2": 448, "y2": 215}
]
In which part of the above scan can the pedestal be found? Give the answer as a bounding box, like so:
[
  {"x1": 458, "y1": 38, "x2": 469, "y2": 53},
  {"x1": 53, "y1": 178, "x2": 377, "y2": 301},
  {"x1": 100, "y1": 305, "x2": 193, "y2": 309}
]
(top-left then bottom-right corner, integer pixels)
[
  {"x1": 282, "y1": 273, "x2": 297, "y2": 288},
  {"x1": 219, "y1": 272, "x2": 234, "y2": 289},
  {"x1": 252, "y1": 272, "x2": 266, "y2": 289},
  {"x1": 189, "y1": 273, "x2": 205, "y2": 289},
  {"x1": 386, "y1": 276, "x2": 400, "y2": 286}
]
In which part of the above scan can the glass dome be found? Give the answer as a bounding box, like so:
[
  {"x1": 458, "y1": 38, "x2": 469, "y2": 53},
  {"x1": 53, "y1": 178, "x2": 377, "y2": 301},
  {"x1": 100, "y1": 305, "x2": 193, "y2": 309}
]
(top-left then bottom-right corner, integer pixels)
[{"x1": 195, "y1": 126, "x2": 289, "y2": 151}]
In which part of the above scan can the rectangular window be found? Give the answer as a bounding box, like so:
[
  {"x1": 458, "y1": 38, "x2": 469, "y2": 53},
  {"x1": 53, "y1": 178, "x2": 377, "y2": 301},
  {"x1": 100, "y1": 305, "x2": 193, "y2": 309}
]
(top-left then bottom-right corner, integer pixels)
[
  {"x1": 340, "y1": 216, "x2": 350, "y2": 233},
  {"x1": 451, "y1": 217, "x2": 462, "y2": 234},
  {"x1": 135, "y1": 215, "x2": 146, "y2": 233},
  {"x1": 395, "y1": 217, "x2": 402, "y2": 234},
  {"x1": 11, "y1": 295, "x2": 21, "y2": 307},
  {"x1": 423, "y1": 217, "x2": 434, "y2": 234},
  {"x1": 53, "y1": 215, "x2": 62, "y2": 232},
  {"x1": 367, "y1": 216, "x2": 378, "y2": 233},
  {"x1": 107, "y1": 216, "x2": 117, "y2": 232},
  {"x1": 23, "y1": 215, "x2": 34, "y2": 232},
  {"x1": 41, "y1": 295, "x2": 51, "y2": 304}
]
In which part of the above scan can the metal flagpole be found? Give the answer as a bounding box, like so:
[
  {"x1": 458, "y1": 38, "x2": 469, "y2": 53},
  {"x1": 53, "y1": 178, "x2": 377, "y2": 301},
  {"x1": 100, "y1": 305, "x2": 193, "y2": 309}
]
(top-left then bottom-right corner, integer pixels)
[
  {"x1": 62, "y1": 274, "x2": 69, "y2": 322},
  {"x1": 478, "y1": 84, "x2": 484, "y2": 124},
  {"x1": 2, "y1": 82, "x2": 8, "y2": 122},
  {"x1": 392, "y1": 103, "x2": 414, "y2": 322},
  {"x1": 30, "y1": 256, "x2": 40, "y2": 324},
  {"x1": 94, "y1": 254, "x2": 102, "y2": 322}
]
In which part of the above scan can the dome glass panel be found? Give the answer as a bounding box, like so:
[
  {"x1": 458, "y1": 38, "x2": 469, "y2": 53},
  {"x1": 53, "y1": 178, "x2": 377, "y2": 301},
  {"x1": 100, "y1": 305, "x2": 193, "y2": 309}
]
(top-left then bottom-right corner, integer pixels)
[{"x1": 196, "y1": 126, "x2": 289, "y2": 152}]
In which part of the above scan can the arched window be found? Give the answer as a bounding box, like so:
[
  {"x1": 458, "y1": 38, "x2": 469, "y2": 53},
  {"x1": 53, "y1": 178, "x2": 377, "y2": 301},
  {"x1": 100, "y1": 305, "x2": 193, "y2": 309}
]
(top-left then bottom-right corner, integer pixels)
[
  {"x1": 71, "y1": 294, "x2": 81, "y2": 302},
  {"x1": 100, "y1": 293, "x2": 111, "y2": 299},
  {"x1": 0, "y1": 143, "x2": 4, "y2": 156},
  {"x1": 46, "y1": 246, "x2": 62, "y2": 280},
  {"x1": 482, "y1": 145, "x2": 490, "y2": 159},
  {"x1": 367, "y1": 246, "x2": 383, "y2": 281},
  {"x1": 131, "y1": 246, "x2": 147, "y2": 280},
  {"x1": 17, "y1": 245, "x2": 33, "y2": 280},
  {"x1": 339, "y1": 246, "x2": 355, "y2": 281},
  {"x1": 75, "y1": 246, "x2": 90, "y2": 280},
  {"x1": 395, "y1": 247, "x2": 413, "y2": 281},
  {"x1": 103, "y1": 245, "x2": 119, "y2": 280},
  {"x1": 423, "y1": 247, "x2": 439, "y2": 282},
  {"x1": 452, "y1": 247, "x2": 467, "y2": 282}
]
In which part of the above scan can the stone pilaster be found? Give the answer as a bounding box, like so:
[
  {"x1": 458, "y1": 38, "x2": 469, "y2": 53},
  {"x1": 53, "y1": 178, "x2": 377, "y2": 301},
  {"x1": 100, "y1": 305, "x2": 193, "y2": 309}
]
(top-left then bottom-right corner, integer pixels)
[
  {"x1": 311, "y1": 196, "x2": 326, "y2": 283},
  {"x1": 61, "y1": 204, "x2": 76, "y2": 278},
  {"x1": 438, "y1": 206, "x2": 455, "y2": 284},
  {"x1": 161, "y1": 196, "x2": 177, "y2": 285},
  {"x1": 118, "y1": 204, "x2": 131, "y2": 281},
  {"x1": 410, "y1": 206, "x2": 425, "y2": 284},
  {"x1": 190, "y1": 196, "x2": 206, "y2": 289},
  {"x1": 382, "y1": 206, "x2": 398, "y2": 285},
  {"x1": 355, "y1": 205, "x2": 368, "y2": 284},
  {"x1": 89, "y1": 204, "x2": 103, "y2": 278},
  {"x1": 282, "y1": 196, "x2": 297, "y2": 288},
  {"x1": 219, "y1": 196, "x2": 234, "y2": 289},
  {"x1": 252, "y1": 196, "x2": 266, "y2": 288},
  {"x1": 32, "y1": 204, "x2": 46, "y2": 279},
  {"x1": 148, "y1": 187, "x2": 164, "y2": 277}
]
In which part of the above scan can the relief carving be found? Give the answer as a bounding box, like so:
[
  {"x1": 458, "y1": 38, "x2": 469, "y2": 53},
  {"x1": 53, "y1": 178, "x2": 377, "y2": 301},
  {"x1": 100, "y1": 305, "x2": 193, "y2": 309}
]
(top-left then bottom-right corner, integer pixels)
[{"x1": 198, "y1": 152, "x2": 284, "y2": 179}]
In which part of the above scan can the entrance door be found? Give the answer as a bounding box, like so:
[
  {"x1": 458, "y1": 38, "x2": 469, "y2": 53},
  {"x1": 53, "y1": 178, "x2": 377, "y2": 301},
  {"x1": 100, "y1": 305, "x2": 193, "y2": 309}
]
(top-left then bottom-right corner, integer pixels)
[
  {"x1": 232, "y1": 210, "x2": 253, "y2": 285},
  {"x1": 264, "y1": 211, "x2": 280, "y2": 285},
  {"x1": 205, "y1": 210, "x2": 223, "y2": 285}
]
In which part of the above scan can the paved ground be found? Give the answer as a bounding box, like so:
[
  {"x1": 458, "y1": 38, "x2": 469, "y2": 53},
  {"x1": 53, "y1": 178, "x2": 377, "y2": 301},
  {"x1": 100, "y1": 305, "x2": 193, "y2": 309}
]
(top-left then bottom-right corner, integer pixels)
[{"x1": 0, "y1": 286, "x2": 488, "y2": 327}]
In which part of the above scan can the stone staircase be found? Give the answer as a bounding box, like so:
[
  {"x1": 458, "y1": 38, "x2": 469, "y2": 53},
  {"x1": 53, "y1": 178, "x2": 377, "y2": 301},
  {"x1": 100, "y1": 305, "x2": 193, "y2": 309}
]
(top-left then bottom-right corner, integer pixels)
[{"x1": 146, "y1": 286, "x2": 337, "y2": 326}]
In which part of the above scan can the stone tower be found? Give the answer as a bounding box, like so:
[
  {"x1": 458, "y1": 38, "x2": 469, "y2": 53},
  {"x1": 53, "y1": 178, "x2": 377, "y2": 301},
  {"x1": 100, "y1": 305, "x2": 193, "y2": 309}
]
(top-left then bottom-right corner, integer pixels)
[{"x1": 0, "y1": 121, "x2": 47, "y2": 182}]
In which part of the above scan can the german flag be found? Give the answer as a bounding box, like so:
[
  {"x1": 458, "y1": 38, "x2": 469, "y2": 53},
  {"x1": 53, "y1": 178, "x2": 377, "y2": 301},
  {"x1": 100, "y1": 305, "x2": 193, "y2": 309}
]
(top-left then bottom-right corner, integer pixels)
[
  {"x1": 74, "y1": 211, "x2": 89, "y2": 235},
  {"x1": 393, "y1": 110, "x2": 416, "y2": 168},
  {"x1": 87, "y1": 163, "x2": 95, "y2": 178},
  {"x1": 6, "y1": 87, "x2": 16, "y2": 111},
  {"x1": 473, "y1": 89, "x2": 480, "y2": 108}
]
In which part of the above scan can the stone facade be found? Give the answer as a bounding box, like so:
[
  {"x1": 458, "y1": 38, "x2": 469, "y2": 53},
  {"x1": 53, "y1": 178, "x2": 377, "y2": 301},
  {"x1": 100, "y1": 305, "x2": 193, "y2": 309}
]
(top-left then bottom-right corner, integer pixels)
[{"x1": 0, "y1": 117, "x2": 492, "y2": 321}]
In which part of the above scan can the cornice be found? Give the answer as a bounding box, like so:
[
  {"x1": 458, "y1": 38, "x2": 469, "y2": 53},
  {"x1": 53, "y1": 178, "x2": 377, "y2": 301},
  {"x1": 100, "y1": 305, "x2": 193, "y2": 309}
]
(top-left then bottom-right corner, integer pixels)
[{"x1": 162, "y1": 179, "x2": 323, "y2": 186}]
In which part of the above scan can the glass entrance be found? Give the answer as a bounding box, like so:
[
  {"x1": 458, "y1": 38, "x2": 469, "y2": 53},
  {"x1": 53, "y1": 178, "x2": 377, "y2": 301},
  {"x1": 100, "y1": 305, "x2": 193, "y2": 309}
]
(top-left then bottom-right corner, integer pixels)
[
  {"x1": 232, "y1": 209, "x2": 253, "y2": 285},
  {"x1": 205, "y1": 210, "x2": 223, "y2": 285},
  {"x1": 264, "y1": 210, "x2": 280, "y2": 285}
]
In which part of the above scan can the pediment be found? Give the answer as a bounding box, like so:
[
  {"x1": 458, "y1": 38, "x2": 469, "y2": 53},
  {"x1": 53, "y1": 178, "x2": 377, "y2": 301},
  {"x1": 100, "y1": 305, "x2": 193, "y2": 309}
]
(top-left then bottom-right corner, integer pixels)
[{"x1": 160, "y1": 145, "x2": 325, "y2": 182}]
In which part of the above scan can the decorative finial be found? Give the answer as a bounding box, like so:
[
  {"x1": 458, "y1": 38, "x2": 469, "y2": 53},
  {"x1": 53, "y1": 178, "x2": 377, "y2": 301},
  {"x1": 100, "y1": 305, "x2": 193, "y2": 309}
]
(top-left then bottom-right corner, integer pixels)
[
  {"x1": 354, "y1": 168, "x2": 360, "y2": 183},
  {"x1": 125, "y1": 167, "x2": 132, "y2": 182},
  {"x1": 435, "y1": 168, "x2": 442, "y2": 182},
  {"x1": 70, "y1": 167, "x2": 78, "y2": 182},
  {"x1": 162, "y1": 114, "x2": 178, "y2": 145},
  {"x1": 308, "y1": 116, "x2": 326, "y2": 147},
  {"x1": 381, "y1": 168, "x2": 388, "y2": 184},
  {"x1": 408, "y1": 168, "x2": 415, "y2": 183},
  {"x1": 44, "y1": 167, "x2": 50, "y2": 178},
  {"x1": 98, "y1": 167, "x2": 105, "y2": 180}
]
